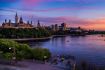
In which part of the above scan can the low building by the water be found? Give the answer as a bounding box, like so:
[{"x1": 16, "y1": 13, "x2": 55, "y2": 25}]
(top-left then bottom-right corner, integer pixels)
[
  {"x1": 2, "y1": 13, "x2": 33, "y2": 28},
  {"x1": 70, "y1": 27, "x2": 84, "y2": 33},
  {"x1": 69, "y1": 27, "x2": 88, "y2": 36}
]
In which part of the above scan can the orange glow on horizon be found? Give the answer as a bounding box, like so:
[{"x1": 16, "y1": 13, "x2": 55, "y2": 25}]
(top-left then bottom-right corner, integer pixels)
[{"x1": 67, "y1": 18, "x2": 105, "y2": 30}]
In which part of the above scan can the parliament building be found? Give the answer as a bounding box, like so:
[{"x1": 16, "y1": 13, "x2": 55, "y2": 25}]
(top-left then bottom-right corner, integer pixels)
[{"x1": 2, "y1": 13, "x2": 33, "y2": 28}]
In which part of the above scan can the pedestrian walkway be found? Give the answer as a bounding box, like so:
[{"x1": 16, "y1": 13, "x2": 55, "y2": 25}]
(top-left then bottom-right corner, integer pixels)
[{"x1": 0, "y1": 60, "x2": 63, "y2": 70}]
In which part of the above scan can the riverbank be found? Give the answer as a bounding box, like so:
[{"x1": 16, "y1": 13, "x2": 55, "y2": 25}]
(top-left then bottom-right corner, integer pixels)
[
  {"x1": 0, "y1": 35, "x2": 68, "y2": 41},
  {"x1": 8, "y1": 33, "x2": 90, "y2": 41},
  {"x1": 8, "y1": 36, "x2": 52, "y2": 41},
  {"x1": 1, "y1": 34, "x2": 103, "y2": 42}
]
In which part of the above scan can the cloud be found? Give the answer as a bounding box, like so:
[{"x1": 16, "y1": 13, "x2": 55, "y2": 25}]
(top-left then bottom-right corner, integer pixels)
[{"x1": 0, "y1": 9, "x2": 16, "y2": 12}]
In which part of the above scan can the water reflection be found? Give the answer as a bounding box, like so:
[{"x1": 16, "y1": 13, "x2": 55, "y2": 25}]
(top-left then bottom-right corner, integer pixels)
[{"x1": 28, "y1": 35, "x2": 105, "y2": 66}]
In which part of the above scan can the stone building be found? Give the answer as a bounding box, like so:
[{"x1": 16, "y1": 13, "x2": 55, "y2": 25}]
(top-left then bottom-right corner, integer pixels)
[{"x1": 2, "y1": 13, "x2": 33, "y2": 28}]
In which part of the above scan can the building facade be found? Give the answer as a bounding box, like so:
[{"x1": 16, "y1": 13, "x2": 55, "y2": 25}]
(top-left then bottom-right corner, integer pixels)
[
  {"x1": 59, "y1": 23, "x2": 67, "y2": 31},
  {"x1": 2, "y1": 13, "x2": 33, "y2": 28}
]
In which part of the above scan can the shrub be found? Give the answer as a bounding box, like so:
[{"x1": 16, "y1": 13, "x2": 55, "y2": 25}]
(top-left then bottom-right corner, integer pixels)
[
  {"x1": 0, "y1": 39, "x2": 51, "y2": 61},
  {"x1": 3, "y1": 53, "x2": 12, "y2": 60},
  {"x1": 32, "y1": 48, "x2": 51, "y2": 61}
]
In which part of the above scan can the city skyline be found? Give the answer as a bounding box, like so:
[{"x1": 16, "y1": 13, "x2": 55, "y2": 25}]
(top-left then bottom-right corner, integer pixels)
[{"x1": 0, "y1": 0, "x2": 105, "y2": 30}]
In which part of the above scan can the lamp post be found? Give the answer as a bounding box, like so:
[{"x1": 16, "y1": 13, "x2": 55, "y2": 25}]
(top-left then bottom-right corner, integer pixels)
[
  {"x1": 9, "y1": 47, "x2": 16, "y2": 64},
  {"x1": 9, "y1": 47, "x2": 12, "y2": 64},
  {"x1": 9, "y1": 47, "x2": 12, "y2": 50},
  {"x1": 44, "y1": 56, "x2": 47, "y2": 63}
]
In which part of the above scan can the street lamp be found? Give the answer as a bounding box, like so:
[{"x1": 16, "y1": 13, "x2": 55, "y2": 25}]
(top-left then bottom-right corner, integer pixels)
[
  {"x1": 9, "y1": 47, "x2": 16, "y2": 64},
  {"x1": 44, "y1": 56, "x2": 47, "y2": 63},
  {"x1": 9, "y1": 47, "x2": 12, "y2": 50}
]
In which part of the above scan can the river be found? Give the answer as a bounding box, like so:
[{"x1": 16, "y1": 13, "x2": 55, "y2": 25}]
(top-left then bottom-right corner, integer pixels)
[{"x1": 26, "y1": 35, "x2": 105, "y2": 66}]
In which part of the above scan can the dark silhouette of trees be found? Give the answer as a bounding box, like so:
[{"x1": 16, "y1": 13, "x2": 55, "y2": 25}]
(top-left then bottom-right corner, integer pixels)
[{"x1": 0, "y1": 28, "x2": 51, "y2": 38}]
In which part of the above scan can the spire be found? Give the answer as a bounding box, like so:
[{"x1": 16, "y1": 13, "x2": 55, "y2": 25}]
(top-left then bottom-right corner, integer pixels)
[
  {"x1": 5, "y1": 19, "x2": 7, "y2": 23},
  {"x1": 9, "y1": 19, "x2": 11, "y2": 23},
  {"x1": 27, "y1": 21, "x2": 29, "y2": 24},
  {"x1": 37, "y1": 20, "x2": 41, "y2": 28},
  {"x1": 15, "y1": 12, "x2": 18, "y2": 23},
  {"x1": 31, "y1": 21, "x2": 32, "y2": 24},
  {"x1": 38, "y1": 20, "x2": 40, "y2": 24},
  {"x1": 20, "y1": 16, "x2": 23, "y2": 20},
  {"x1": 16, "y1": 12, "x2": 18, "y2": 17}
]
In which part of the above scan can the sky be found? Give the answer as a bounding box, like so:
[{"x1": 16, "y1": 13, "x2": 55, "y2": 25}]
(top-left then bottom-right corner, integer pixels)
[{"x1": 0, "y1": 0, "x2": 105, "y2": 30}]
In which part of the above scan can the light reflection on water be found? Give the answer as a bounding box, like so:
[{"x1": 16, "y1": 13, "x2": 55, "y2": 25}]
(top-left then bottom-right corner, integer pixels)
[{"x1": 29, "y1": 35, "x2": 105, "y2": 66}]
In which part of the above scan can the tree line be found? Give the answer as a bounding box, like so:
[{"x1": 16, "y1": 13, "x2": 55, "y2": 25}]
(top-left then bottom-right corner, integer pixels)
[{"x1": 0, "y1": 28, "x2": 51, "y2": 38}]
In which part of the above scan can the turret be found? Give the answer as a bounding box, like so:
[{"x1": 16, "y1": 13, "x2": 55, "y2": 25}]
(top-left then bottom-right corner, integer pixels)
[{"x1": 19, "y1": 16, "x2": 23, "y2": 23}]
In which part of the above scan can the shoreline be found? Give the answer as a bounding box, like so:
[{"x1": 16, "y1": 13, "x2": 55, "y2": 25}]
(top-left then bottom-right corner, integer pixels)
[
  {"x1": 10, "y1": 36, "x2": 52, "y2": 41},
  {"x1": 0, "y1": 34, "x2": 101, "y2": 41},
  {"x1": 0, "y1": 35, "x2": 68, "y2": 41}
]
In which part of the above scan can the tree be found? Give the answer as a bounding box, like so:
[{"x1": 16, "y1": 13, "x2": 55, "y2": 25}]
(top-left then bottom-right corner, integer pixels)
[{"x1": 0, "y1": 39, "x2": 51, "y2": 61}]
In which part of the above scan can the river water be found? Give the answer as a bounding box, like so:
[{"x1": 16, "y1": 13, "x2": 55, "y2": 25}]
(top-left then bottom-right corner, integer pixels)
[{"x1": 28, "y1": 35, "x2": 105, "y2": 66}]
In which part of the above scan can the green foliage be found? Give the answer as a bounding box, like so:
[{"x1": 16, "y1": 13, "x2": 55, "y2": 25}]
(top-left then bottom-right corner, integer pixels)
[
  {"x1": 3, "y1": 53, "x2": 12, "y2": 60},
  {"x1": 0, "y1": 39, "x2": 19, "y2": 53},
  {"x1": 16, "y1": 44, "x2": 33, "y2": 59},
  {"x1": 32, "y1": 48, "x2": 51, "y2": 60},
  {"x1": 0, "y1": 39, "x2": 51, "y2": 61},
  {"x1": 0, "y1": 28, "x2": 51, "y2": 38}
]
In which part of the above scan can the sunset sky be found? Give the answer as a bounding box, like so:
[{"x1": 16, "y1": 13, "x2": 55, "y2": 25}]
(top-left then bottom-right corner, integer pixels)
[{"x1": 0, "y1": 0, "x2": 105, "y2": 30}]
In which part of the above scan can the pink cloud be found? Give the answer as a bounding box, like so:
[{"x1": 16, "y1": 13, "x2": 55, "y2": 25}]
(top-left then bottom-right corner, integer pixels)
[
  {"x1": 53, "y1": 16, "x2": 105, "y2": 30},
  {"x1": 22, "y1": 0, "x2": 44, "y2": 6},
  {"x1": 1, "y1": 8, "x2": 105, "y2": 30}
]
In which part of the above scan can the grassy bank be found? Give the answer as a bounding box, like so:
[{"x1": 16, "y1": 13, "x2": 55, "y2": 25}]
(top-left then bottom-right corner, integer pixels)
[{"x1": 0, "y1": 39, "x2": 51, "y2": 61}]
